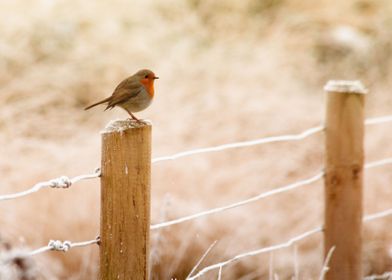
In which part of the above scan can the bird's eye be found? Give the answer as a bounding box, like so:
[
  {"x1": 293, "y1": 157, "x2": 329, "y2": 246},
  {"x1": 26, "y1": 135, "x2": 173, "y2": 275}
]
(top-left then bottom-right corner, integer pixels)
[{"x1": 145, "y1": 75, "x2": 149, "y2": 78}]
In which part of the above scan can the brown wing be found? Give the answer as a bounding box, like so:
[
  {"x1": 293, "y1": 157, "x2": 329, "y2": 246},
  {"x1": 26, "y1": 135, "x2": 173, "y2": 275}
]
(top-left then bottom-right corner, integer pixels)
[{"x1": 105, "y1": 78, "x2": 143, "y2": 110}]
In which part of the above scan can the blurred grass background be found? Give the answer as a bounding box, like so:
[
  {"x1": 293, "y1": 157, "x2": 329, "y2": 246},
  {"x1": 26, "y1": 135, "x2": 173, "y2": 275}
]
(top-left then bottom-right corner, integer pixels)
[{"x1": 0, "y1": 0, "x2": 391, "y2": 279}]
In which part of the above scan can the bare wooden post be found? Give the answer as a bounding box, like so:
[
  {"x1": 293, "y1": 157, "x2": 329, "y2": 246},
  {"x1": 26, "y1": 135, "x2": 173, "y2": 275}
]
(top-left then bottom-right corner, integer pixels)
[
  {"x1": 100, "y1": 119, "x2": 151, "y2": 280},
  {"x1": 324, "y1": 80, "x2": 367, "y2": 280}
]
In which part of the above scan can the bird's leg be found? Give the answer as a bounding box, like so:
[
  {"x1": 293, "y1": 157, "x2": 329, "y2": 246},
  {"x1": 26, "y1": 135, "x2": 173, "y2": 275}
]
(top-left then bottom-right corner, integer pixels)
[{"x1": 125, "y1": 109, "x2": 142, "y2": 122}]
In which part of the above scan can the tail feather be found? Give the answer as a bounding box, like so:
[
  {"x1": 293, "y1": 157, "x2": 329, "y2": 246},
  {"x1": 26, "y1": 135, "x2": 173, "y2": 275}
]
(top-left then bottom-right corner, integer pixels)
[{"x1": 84, "y1": 97, "x2": 110, "y2": 110}]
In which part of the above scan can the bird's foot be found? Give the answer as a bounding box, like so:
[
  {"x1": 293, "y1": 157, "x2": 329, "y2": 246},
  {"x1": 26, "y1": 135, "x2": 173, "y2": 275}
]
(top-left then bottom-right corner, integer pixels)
[{"x1": 127, "y1": 117, "x2": 147, "y2": 125}]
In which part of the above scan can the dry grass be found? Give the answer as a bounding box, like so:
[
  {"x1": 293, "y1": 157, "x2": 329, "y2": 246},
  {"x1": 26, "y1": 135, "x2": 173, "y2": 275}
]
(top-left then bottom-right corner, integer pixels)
[{"x1": 0, "y1": 0, "x2": 391, "y2": 279}]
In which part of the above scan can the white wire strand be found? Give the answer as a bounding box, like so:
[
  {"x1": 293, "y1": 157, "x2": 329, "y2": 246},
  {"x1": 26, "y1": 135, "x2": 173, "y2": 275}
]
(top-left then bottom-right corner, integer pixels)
[
  {"x1": 0, "y1": 168, "x2": 101, "y2": 202},
  {"x1": 151, "y1": 156, "x2": 392, "y2": 230},
  {"x1": 188, "y1": 209, "x2": 392, "y2": 279},
  {"x1": 365, "y1": 115, "x2": 392, "y2": 125},
  {"x1": 152, "y1": 126, "x2": 324, "y2": 164},
  {"x1": 364, "y1": 271, "x2": 392, "y2": 280},
  {"x1": 365, "y1": 157, "x2": 392, "y2": 169},
  {"x1": 187, "y1": 227, "x2": 323, "y2": 280},
  {"x1": 28, "y1": 238, "x2": 99, "y2": 256},
  {"x1": 1, "y1": 237, "x2": 100, "y2": 265},
  {"x1": 152, "y1": 114, "x2": 392, "y2": 165},
  {"x1": 151, "y1": 172, "x2": 324, "y2": 230},
  {"x1": 363, "y1": 208, "x2": 392, "y2": 222}
]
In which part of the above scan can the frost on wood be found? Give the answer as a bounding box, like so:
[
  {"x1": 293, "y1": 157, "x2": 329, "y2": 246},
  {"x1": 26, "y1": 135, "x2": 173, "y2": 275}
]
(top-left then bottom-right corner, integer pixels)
[
  {"x1": 102, "y1": 119, "x2": 152, "y2": 134},
  {"x1": 324, "y1": 80, "x2": 368, "y2": 94}
]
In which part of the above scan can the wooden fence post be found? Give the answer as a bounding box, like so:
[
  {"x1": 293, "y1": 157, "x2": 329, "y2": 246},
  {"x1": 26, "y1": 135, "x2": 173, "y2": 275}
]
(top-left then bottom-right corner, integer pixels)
[
  {"x1": 100, "y1": 119, "x2": 151, "y2": 280},
  {"x1": 324, "y1": 80, "x2": 367, "y2": 280}
]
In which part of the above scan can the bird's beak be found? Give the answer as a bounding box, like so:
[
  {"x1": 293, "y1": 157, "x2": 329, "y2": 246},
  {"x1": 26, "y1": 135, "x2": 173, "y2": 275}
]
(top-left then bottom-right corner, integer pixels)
[{"x1": 154, "y1": 76, "x2": 159, "y2": 79}]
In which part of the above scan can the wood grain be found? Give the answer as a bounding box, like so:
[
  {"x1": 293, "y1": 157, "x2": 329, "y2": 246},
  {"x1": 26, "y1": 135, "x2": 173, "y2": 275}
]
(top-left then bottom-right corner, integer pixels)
[
  {"x1": 324, "y1": 81, "x2": 366, "y2": 280},
  {"x1": 100, "y1": 120, "x2": 151, "y2": 280}
]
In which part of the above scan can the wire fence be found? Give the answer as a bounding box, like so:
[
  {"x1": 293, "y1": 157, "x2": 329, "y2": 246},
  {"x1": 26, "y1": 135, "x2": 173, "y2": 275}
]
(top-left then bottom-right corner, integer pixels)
[
  {"x1": 0, "y1": 238, "x2": 100, "y2": 267},
  {"x1": 151, "y1": 171, "x2": 323, "y2": 229},
  {"x1": 0, "y1": 114, "x2": 391, "y2": 278},
  {"x1": 0, "y1": 168, "x2": 101, "y2": 202},
  {"x1": 151, "y1": 155, "x2": 392, "y2": 230},
  {"x1": 152, "y1": 125, "x2": 323, "y2": 163},
  {"x1": 2, "y1": 115, "x2": 391, "y2": 203},
  {"x1": 8, "y1": 205, "x2": 391, "y2": 278},
  {"x1": 186, "y1": 209, "x2": 392, "y2": 280}
]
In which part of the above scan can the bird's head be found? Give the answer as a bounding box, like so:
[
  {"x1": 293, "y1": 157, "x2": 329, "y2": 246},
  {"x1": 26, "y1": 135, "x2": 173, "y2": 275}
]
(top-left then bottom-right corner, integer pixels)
[
  {"x1": 136, "y1": 69, "x2": 159, "y2": 82},
  {"x1": 136, "y1": 69, "x2": 159, "y2": 97}
]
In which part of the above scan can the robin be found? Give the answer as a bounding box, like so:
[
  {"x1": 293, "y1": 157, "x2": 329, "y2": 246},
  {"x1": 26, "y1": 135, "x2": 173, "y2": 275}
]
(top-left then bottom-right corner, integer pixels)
[{"x1": 84, "y1": 69, "x2": 159, "y2": 121}]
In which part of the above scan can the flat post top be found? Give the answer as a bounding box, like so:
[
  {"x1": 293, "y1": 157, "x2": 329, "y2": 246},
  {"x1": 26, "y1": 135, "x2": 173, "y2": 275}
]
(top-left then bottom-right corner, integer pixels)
[
  {"x1": 101, "y1": 119, "x2": 152, "y2": 134},
  {"x1": 324, "y1": 80, "x2": 368, "y2": 94}
]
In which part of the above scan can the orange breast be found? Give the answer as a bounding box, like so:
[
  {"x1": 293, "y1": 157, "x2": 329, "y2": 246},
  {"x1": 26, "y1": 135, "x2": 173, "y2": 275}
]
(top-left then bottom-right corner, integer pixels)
[{"x1": 141, "y1": 79, "x2": 155, "y2": 98}]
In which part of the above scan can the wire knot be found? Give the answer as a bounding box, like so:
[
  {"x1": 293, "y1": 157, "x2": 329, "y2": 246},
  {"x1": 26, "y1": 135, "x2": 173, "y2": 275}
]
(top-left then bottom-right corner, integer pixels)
[
  {"x1": 48, "y1": 240, "x2": 71, "y2": 252},
  {"x1": 49, "y1": 176, "x2": 72, "y2": 188}
]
